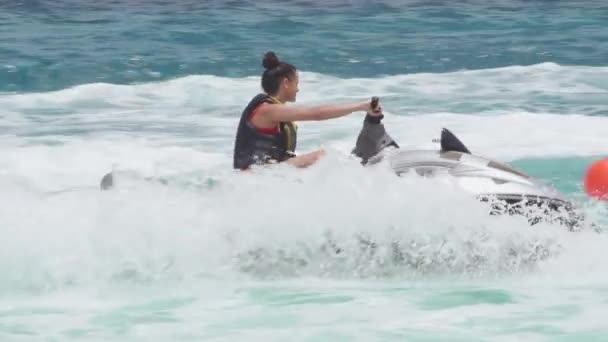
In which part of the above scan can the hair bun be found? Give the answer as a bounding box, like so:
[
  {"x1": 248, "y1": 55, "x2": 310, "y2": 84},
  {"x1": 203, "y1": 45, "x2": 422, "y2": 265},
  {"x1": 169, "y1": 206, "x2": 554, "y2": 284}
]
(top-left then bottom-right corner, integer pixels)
[{"x1": 262, "y1": 51, "x2": 280, "y2": 70}]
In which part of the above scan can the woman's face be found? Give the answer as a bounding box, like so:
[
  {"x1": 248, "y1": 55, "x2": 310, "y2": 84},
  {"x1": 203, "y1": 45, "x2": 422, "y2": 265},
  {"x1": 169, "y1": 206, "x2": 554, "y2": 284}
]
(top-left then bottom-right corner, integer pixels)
[{"x1": 282, "y1": 71, "x2": 299, "y2": 102}]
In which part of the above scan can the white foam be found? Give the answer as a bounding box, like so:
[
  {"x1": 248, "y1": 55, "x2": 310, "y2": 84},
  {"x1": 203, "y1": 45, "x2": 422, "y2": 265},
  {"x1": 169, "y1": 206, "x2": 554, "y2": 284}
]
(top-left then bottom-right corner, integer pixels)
[
  {"x1": 373, "y1": 112, "x2": 608, "y2": 161},
  {"x1": 1, "y1": 63, "x2": 606, "y2": 159},
  {"x1": 0, "y1": 149, "x2": 604, "y2": 293}
]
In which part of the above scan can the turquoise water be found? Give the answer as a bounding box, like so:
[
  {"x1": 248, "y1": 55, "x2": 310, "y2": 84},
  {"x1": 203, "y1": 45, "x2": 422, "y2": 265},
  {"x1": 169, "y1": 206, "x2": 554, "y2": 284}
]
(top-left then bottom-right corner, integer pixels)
[{"x1": 2, "y1": 0, "x2": 608, "y2": 340}]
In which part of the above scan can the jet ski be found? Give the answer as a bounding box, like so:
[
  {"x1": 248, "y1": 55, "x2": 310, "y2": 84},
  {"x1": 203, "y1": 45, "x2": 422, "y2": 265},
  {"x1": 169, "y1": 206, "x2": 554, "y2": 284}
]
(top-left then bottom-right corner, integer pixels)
[
  {"x1": 98, "y1": 96, "x2": 586, "y2": 229},
  {"x1": 351, "y1": 109, "x2": 585, "y2": 230}
]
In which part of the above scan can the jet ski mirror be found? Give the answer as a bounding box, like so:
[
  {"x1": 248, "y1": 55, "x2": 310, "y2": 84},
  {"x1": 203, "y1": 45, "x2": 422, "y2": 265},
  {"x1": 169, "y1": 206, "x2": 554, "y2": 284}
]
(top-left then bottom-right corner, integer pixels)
[
  {"x1": 439, "y1": 128, "x2": 470, "y2": 154},
  {"x1": 352, "y1": 97, "x2": 399, "y2": 165}
]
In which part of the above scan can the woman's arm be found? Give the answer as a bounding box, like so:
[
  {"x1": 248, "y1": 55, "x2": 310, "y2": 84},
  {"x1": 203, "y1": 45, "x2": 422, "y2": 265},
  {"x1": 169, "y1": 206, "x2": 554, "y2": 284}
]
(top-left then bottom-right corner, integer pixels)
[{"x1": 260, "y1": 101, "x2": 373, "y2": 122}]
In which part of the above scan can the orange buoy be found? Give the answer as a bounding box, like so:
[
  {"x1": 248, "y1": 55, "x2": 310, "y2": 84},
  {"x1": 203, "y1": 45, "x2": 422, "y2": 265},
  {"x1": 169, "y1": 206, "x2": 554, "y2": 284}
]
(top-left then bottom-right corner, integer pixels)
[{"x1": 584, "y1": 158, "x2": 608, "y2": 200}]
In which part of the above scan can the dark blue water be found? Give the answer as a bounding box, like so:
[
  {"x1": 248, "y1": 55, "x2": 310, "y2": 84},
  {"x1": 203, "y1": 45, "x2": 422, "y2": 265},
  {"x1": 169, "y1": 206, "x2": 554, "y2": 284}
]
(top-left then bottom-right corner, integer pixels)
[{"x1": 2, "y1": 0, "x2": 607, "y2": 92}]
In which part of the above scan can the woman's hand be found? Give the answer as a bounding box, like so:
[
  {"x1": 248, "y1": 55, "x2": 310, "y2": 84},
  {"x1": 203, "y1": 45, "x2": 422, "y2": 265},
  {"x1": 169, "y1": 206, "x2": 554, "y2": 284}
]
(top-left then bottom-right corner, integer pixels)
[{"x1": 361, "y1": 97, "x2": 383, "y2": 116}]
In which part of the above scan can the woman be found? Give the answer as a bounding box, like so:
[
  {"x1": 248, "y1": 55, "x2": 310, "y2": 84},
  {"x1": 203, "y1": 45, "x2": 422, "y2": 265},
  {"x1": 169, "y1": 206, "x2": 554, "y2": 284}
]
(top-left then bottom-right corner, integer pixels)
[{"x1": 233, "y1": 51, "x2": 383, "y2": 170}]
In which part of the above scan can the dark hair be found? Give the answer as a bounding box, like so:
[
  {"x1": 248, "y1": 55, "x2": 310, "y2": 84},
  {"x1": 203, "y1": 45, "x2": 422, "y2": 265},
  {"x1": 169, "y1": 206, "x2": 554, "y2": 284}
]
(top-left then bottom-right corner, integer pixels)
[{"x1": 261, "y1": 51, "x2": 296, "y2": 95}]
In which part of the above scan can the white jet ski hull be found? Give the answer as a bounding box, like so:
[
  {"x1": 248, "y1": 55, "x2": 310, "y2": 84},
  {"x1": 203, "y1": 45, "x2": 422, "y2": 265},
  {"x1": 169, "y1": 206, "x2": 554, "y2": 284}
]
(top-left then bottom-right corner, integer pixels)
[
  {"x1": 389, "y1": 150, "x2": 567, "y2": 202},
  {"x1": 386, "y1": 149, "x2": 582, "y2": 228},
  {"x1": 351, "y1": 113, "x2": 584, "y2": 229}
]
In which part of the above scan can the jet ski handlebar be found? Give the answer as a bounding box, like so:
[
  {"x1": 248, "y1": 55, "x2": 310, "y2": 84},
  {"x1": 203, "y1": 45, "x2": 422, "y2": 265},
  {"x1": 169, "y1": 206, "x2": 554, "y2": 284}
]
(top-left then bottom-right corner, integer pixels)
[{"x1": 370, "y1": 96, "x2": 379, "y2": 111}]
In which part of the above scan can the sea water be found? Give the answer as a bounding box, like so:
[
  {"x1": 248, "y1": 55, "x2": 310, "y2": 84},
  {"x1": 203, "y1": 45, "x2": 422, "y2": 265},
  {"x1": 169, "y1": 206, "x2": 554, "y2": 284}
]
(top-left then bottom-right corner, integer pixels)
[{"x1": 2, "y1": 1, "x2": 608, "y2": 340}]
